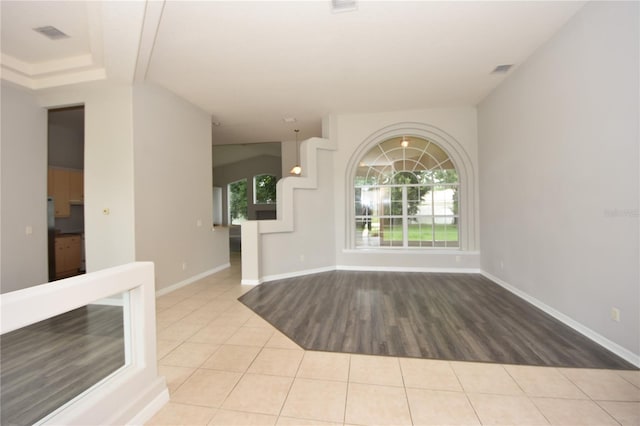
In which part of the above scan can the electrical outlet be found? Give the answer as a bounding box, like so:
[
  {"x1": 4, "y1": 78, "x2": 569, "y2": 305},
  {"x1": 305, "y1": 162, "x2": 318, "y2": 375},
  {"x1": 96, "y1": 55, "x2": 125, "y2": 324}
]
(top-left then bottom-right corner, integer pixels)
[
  {"x1": 611, "y1": 307, "x2": 621, "y2": 322},
  {"x1": 500, "y1": 260, "x2": 504, "y2": 270},
  {"x1": 299, "y1": 254, "x2": 305, "y2": 262},
  {"x1": 182, "y1": 262, "x2": 187, "y2": 271},
  {"x1": 25, "y1": 226, "x2": 33, "y2": 235}
]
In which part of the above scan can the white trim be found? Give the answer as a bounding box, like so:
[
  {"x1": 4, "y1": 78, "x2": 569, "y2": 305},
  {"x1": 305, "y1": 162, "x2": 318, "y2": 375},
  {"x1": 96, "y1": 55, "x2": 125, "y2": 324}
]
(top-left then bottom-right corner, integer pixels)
[
  {"x1": 123, "y1": 383, "x2": 169, "y2": 426},
  {"x1": 342, "y1": 248, "x2": 480, "y2": 256},
  {"x1": 261, "y1": 265, "x2": 337, "y2": 283},
  {"x1": 155, "y1": 263, "x2": 231, "y2": 297},
  {"x1": 337, "y1": 265, "x2": 481, "y2": 274},
  {"x1": 481, "y1": 270, "x2": 640, "y2": 368},
  {"x1": 241, "y1": 279, "x2": 261, "y2": 285}
]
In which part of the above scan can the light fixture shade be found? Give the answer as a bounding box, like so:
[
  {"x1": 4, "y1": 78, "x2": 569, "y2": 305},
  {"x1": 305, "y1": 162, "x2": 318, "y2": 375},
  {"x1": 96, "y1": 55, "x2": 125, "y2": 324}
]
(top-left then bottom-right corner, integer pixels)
[{"x1": 290, "y1": 165, "x2": 302, "y2": 175}]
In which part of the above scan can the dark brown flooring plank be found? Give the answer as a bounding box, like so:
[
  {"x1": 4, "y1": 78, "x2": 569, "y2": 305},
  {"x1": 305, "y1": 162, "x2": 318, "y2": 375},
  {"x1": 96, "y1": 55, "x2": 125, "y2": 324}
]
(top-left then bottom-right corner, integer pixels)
[
  {"x1": 0, "y1": 305, "x2": 125, "y2": 426},
  {"x1": 239, "y1": 271, "x2": 637, "y2": 370}
]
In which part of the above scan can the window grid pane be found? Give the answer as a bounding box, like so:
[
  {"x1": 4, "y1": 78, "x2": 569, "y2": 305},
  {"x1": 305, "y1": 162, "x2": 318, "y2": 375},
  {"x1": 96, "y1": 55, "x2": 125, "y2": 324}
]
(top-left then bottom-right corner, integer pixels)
[{"x1": 354, "y1": 136, "x2": 459, "y2": 249}]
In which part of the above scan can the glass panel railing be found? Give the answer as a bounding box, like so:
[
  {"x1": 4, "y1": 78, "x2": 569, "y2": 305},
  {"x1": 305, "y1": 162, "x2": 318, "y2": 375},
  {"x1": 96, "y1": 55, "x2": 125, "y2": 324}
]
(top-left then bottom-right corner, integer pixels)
[{"x1": 0, "y1": 291, "x2": 129, "y2": 426}]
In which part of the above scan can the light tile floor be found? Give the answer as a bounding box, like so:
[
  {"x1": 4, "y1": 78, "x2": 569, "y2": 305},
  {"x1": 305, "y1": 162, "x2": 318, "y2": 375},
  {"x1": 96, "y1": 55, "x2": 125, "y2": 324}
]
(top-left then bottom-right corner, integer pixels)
[{"x1": 147, "y1": 257, "x2": 640, "y2": 426}]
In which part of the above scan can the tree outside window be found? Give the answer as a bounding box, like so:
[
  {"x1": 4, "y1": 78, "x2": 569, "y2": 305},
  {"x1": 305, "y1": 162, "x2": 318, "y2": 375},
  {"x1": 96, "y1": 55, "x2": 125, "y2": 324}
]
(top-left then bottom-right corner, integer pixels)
[
  {"x1": 354, "y1": 136, "x2": 459, "y2": 248},
  {"x1": 228, "y1": 179, "x2": 247, "y2": 225},
  {"x1": 254, "y1": 174, "x2": 278, "y2": 204}
]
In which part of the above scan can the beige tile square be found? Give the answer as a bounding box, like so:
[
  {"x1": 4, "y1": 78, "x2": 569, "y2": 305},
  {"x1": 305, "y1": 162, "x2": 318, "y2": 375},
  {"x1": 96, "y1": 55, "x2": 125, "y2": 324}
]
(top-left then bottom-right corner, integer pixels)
[
  {"x1": 158, "y1": 364, "x2": 195, "y2": 393},
  {"x1": 160, "y1": 342, "x2": 220, "y2": 368},
  {"x1": 248, "y1": 348, "x2": 304, "y2": 377},
  {"x1": 406, "y1": 388, "x2": 480, "y2": 425},
  {"x1": 533, "y1": 397, "x2": 618, "y2": 425},
  {"x1": 276, "y1": 417, "x2": 341, "y2": 425},
  {"x1": 266, "y1": 331, "x2": 303, "y2": 350},
  {"x1": 349, "y1": 354, "x2": 403, "y2": 387},
  {"x1": 560, "y1": 368, "x2": 640, "y2": 401},
  {"x1": 467, "y1": 393, "x2": 549, "y2": 426},
  {"x1": 146, "y1": 402, "x2": 217, "y2": 425},
  {"x1": 451, "y1": 362, "x2": 522, "y2": 395},
  {"x1": 222, "y1": 373, "x2": 293, "y2": 415},
  {"x1": 158, "y1": 321, "x2": 204, "y2": 342},
  {"x1": 345, "y1": 383, "x2": 412, "y2": 425},
  {"x1": 297, "y1": 351, "x2": 350, "y2": 382},
  {"x1": 281, "y1": 378, "x2": 347, "y2": 423},
  {"x1": 188, "y1": 324, "x2": 239, "y2": 344},
  {"x1": 202, "y1": 344, "x2": 261, "y2": 372},
  {"x1": 597, "y1": 401, "x2": 640, "y2": 426},
  {"x1": 399, "y1": 357, "x2": 462, "y2": 392},
  {"x1": 157, "y1": 339, "x2": 182, "y2": 360},
  {"x1": 172, "y1": 297, "x2": 211, "y2": 311},
  {"x1": 225, "y1": 327, "x2": 274, "y2": 347},
  {"x1": 244, "y1": 315, "x2": 275, "y2": 329},
  {"x1": 617, "y1": 370, "x2": 640, "y2": 388},
  {"x1": 210, "y1": 310, "x2": 253, "y2": 326},
  {"x1": 504, "y1": 365, "x2": 587, "y2": 399},
  {"x1": 208, "y1": 409, "x2": 277, "y2": 425},
  {"x1": 156, "y1": 307, "x2": 192, "y2": 323},
  {"x1": 172, "y1": 369, "x2": 242, "y2": 407}
]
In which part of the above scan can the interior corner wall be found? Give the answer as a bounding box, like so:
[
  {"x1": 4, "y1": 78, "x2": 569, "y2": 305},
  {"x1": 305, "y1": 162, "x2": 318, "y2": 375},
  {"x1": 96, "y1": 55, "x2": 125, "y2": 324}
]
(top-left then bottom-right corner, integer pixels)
[
  {"x1": 132, "y1": 82, "x2": 229, "y2": 291},
  {"x1": 332, "y1": 108, "x2": 481, "y2": 271},
  {"x1": 478, "y1": 1, "x2": 639, "y2": 356},
  {"x1": 261, "y1": 148, "x2": 336, "y2": 279},
  {"x1": 1, "y1": 82, "x2": 48, "y2": 293}
]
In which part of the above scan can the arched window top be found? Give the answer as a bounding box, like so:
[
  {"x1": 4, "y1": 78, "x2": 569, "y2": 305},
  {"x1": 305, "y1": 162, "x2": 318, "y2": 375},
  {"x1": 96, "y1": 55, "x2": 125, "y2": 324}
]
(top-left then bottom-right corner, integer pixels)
[
  {"x1": 353, "y1": 136, "x2": 460, "y2": 249},
  {"x1": 355, "y1": 136, "x2": 457, "y2": 186}
]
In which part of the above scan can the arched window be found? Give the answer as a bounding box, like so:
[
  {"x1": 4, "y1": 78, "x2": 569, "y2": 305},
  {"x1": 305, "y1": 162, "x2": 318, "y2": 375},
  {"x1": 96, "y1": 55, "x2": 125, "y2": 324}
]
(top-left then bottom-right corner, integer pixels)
[{"x1": 354, "y1": 136, "x2": 459, "y2": 248}]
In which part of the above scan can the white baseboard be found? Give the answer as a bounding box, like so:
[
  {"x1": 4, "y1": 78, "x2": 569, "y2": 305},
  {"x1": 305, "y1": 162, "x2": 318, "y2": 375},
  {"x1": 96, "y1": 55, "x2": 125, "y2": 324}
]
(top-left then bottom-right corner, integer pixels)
[
  {"x1": 261, "y1": 265, "x2": 336, "y2": 283},
  {"x1": 124, "y1": 380, "x2": 170, "y2": 425},
  {"x1": 337, "y1": 265, "x2": 481, "y2": 274},
  {"x1": 241, "y1": 278, "x2": 261, "y2": 285},
  {"x1": 155, "y1": 263, "x2": 231, "y2": 297},
  {"x1": 481, "y1": 270, "x2": 640, "y2": 368}
]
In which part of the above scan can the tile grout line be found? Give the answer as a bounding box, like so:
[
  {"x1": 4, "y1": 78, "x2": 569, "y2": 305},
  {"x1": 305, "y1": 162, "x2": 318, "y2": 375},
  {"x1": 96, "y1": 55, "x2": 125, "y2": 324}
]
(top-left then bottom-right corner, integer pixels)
[{"x1": 397, "y1": 357, "x2": 415, "y2": 426}]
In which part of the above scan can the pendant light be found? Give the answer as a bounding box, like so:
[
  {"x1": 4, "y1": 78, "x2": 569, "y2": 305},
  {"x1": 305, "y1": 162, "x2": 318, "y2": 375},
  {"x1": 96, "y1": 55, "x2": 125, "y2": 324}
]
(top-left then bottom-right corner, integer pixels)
[{"x1": 290, "y1": 129, "x2": 302, "y2": 175}]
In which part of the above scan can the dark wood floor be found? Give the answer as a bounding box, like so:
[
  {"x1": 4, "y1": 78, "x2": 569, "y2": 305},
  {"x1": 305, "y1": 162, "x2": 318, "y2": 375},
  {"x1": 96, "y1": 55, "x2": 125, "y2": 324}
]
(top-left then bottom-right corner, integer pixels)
[
  {"x1": 240, "y1": 271, "x2": 636, "y2": 370},
  {"x1": 0, "y1": 305, "x2": 125, "y2": 426}
]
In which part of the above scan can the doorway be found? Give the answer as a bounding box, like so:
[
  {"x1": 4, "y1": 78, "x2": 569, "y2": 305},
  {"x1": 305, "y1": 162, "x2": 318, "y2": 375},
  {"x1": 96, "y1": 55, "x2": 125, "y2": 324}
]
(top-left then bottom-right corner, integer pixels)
[{"x1": 47, "y1": 106, "x2": 85, "y2": 281}]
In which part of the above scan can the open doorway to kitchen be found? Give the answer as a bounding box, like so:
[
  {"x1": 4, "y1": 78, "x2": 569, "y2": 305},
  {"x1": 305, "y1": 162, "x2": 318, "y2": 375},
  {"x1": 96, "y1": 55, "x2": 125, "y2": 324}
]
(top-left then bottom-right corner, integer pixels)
[
  {"x1": 47, "y1": 106, "x2": 85, "y2": 281},
  {"x1": 212, "y1": 142, "x2": 282, "y2": 253}
]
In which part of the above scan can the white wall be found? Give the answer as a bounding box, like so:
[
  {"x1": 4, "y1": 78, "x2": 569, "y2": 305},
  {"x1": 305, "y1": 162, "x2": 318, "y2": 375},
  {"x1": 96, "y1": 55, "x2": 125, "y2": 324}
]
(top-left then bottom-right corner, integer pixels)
[
  {"x1": 132, "y1": 83, "x2": 229, "y2": 291},
  {"x1": 331, "y1": 108, "x2": 481, "y2": 271},
  {"x1": 261, "y1": 148, "x2": 336, "y2": 278},
  {"x1": 478, "y1": 1, "x2": 639, "y2": 356},
  {"x1": 38, "y1": 81, "x2": 137, "y2": 272},
  {"x1": 0, "y1": 82, "x2": 48, "y2": 293}
]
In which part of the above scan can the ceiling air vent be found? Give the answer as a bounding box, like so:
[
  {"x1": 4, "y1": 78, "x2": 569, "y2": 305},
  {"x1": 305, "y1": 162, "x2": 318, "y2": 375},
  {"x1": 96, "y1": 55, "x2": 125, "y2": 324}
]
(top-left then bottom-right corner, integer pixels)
[
  {"x1": 491, "y1": 64, "x2": 514, "y2": 74},
  {"x1": 332, "y1": 0, "x2": 357, "y2": 13},
  {"x1": 33, "y1": 26, "x2": 69, "y2": 40}
]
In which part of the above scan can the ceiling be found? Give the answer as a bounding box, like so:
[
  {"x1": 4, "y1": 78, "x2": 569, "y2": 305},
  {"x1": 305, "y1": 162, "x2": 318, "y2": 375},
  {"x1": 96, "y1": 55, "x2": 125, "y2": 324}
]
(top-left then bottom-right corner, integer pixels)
[{"x1": 1, "y1": 0, "x2": 585, "y2": 145}]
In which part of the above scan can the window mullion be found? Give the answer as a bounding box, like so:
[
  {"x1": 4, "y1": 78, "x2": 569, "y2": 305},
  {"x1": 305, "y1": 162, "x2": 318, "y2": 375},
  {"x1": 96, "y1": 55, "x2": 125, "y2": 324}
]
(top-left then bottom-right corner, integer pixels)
[{"x1": 402, "y1": 186, "x2": 408, "y2": 247}]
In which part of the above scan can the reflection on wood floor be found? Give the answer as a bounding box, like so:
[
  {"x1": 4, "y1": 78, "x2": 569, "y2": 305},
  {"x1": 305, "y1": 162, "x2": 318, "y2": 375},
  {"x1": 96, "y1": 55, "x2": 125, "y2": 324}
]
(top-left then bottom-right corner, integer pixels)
[
  {"x1": 0, "y1": 305, "x2": 125, "y2": 426},
  {"x1": 240, "y1": 271, "x2": 637, "y2": 370}
]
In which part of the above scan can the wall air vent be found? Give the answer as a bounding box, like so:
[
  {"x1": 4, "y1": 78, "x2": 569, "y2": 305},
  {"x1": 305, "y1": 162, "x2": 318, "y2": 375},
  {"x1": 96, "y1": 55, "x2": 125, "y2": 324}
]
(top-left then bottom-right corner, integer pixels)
[
  {"x1": 332, "y1": 0, "x2": 357, "y2": 13},
  {"x1": 491, "y1": 64, "x2": 514, "y2": 74},
  {"x1": 33, "y1": 26, "x2": 69, "y2": 40}
]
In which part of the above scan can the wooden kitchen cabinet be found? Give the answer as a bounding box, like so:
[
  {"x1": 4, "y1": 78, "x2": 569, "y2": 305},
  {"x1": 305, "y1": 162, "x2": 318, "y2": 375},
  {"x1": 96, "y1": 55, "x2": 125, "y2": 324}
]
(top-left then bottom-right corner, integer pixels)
[
  {"x1": 55, "y1": 235, "x2": 82, "y2": 279},
  {"x1": 68, "y1": 169, "x2": 83, "y2": 204},
  {"x1": 51, "y1": 168, "x2": 70, "y2": 217},
  {"x1": 48, "y1": 167, "x2": 83, "y2": 217}
]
